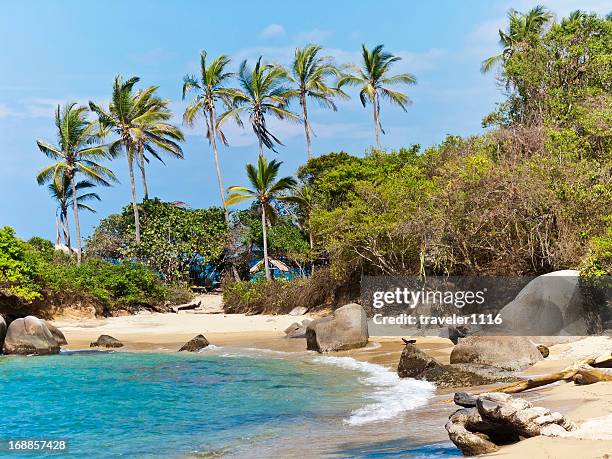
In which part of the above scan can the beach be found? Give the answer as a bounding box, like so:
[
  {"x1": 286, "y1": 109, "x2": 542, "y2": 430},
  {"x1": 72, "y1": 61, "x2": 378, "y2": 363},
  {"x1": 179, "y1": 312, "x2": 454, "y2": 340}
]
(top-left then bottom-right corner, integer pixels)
[{"x1": 49, "y1": 308, "x2": 612, "y2": 458}]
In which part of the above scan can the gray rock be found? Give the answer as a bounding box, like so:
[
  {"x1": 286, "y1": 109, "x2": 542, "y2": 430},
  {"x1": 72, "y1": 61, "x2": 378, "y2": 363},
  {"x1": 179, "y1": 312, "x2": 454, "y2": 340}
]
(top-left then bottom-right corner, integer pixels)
[
  {"x1": 284, "y1": 322, "x2": 307, "y2": 338},
  {"x1": 289, "y1": 306, "x2": 308, "y2": 316},
  {"x1": 90, "y1": 334, "x2": 123, "y2": 348},
  {"x1": 178, "y1": 334, "x2": 210, "y2": 352},
  {"x1": 45, "y1": 322, "x2": 68, "y2": 346},
  {"x1": 306, "y1": 303, "x2": 368, "y2": 352},
  {"x1": 454, "y1": 392, "x2": 477, "y2": 408},
  {"x1": 3, "y1": 316, "x2": 60, "y2": 355},
  {"x1": 397, "y1": 343, "x2": 518, "y2": 388},
  {"x1": 0, "y1": 315, "x2": 6, "y2": 352},
  {"x1": 450, "y1": 336, "x2": 542, "y2": 371},
  {"x1": 448, "y1": 325, "x2": 470, "y2": 345},
  {"x1": 446, "y1": 392, "x2": 577, "y2": 455}
]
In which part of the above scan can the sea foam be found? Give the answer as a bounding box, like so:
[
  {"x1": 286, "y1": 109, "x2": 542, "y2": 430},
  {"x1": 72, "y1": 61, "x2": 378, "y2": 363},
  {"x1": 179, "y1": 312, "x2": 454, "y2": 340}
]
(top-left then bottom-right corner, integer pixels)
[{"x1": 313, "y1": 356, "x2": 435, "y2": 425}]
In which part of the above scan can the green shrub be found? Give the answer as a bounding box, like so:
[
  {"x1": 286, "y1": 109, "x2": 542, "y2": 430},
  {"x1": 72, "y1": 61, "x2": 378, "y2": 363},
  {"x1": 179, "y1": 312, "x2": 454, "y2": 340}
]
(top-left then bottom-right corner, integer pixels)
[{"x1": 0, "y1": 227, "x2": 43, "y2": 302}]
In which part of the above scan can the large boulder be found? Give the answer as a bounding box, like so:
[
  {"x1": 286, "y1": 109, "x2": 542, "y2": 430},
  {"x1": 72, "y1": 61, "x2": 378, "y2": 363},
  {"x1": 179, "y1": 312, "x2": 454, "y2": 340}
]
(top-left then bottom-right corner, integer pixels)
[
  {"x1": 45, "y1": 322, "x2": 68, "y2": 346},
  {"x1": 178, "y1": 334, "x2": 210, "y2": 352},
  {"x1": 284, "y1": 319, "x2": 313, "y2": 339},
  {"x1": 0, "y1": 315, "x2": 6, "y2": 352},
  {"x1": 498, "y1": 270, "x2": 590, "y2": 335},
  {"x1": 306, "y1": 303, "x2": 368, "y2": 352},
  {"x1": 398, "y1": 343, "x2": 518, "y2": 388},
  {"x1": 3, "y1": 316, "x2": 61, "y2": 355},
  {"x1": 450, "y1": 336, "x2": 542, "y2": 371},
  {"x1": 90, "y1": 335, "x2": 123, "y2": 348},
  {"x1": 446, "y1": 392, "x2": 577, "y2": 455}
]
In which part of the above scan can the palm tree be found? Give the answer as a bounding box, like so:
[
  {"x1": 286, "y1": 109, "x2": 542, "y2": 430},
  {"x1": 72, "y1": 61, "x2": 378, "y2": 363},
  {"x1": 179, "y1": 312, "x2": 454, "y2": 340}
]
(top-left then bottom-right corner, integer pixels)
[
  {"x1": 47, "y1": 176, "x2": 101, "y2": 248},
  {"x1": 338, "y1": 45, "x2": 416, "y2": 147},
  {"x1": 90, "y1": 76, "x2": 181, "y2": 243},
  {"x1": 132, "y1": 95, "x2": 184, "y2": 200},
  {"x1": 219, "y1": 57, "x2": 298, "y2": 158},
  {"x1": 183, "y1": 50, "x2": 236, "y2": 222},
  {"x1": 225, "y1": 157, "x2": 296, "y2": 280},
  {"x1": 36, "y1": 103, "x2": 115, "y2": 264},
  {"x1": 287, "y1": 45, "x2": 345, "y2": 160},
  {"x1": 481, "y1": 6, "x2": 553, "y2": 73}
]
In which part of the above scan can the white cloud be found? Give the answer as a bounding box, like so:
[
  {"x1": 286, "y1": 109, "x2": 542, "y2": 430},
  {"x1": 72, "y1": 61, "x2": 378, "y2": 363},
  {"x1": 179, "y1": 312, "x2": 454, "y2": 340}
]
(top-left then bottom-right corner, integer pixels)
[
  {"x1": 0, "y1": 103, "x2": 12, "y2": 118},
  {"x1": 260, "y1": 24, "x2": 285, "y2": 39},
  {"x1": 294, "y1": 28, "x2": 332, "y2": 44}
]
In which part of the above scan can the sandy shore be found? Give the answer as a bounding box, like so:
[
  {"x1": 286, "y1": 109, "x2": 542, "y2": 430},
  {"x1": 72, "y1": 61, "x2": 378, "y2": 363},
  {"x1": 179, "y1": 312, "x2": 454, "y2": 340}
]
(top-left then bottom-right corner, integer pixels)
[{"x1": 50, "y1": 311, "x2": 612, "y2": 458}]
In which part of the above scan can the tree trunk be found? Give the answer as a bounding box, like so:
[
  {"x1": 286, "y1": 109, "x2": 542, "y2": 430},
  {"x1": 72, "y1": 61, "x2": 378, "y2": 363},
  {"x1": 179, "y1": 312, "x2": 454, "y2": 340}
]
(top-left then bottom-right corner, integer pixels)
[
  {"x1": 301, "y1": 94, "x2": 312, "y2": 160},
  {"x1": 55, "y1": 216, "x2": 61, "y2": 246},
  {"x1": 70, "y1": 174, "x2": 82, "y2": 265},
  {"x1": 209, "y1": 110, "x2": 228, "y2": 223},
  {"x1": 61, "y1": 205, "x2": 71, "y2": 249},
  {"x1": 261, "y1": 205, "x2": 271, "y2": 280},
  {"x1": 309, "y1": 230, "x2": 315, "y2": 275},
  {"x1": 258, "y1": 136, "x2": 264, "y2": 160},
  {"x1": 128, "y1": 151, "x2": 141, "y2": 244},
  {"x1": 138, "y1": 145, "x2": 149, "y2": 200},
  {"x1": 373, "y1": 93, "x2": 381, "y2": 148}
]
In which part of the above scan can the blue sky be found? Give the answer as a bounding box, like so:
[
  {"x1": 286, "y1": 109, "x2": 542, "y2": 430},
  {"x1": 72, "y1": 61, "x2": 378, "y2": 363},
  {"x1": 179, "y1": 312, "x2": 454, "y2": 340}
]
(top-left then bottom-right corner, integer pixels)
[{"x1": 0, "y1": 0, "x2": 608, "y2": 240}]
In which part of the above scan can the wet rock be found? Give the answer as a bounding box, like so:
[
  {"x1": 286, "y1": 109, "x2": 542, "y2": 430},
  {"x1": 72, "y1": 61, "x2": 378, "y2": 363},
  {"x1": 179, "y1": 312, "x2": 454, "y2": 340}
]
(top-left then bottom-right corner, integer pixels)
[
  {"x1": 446, "y1": 392, "x2": 577, "y2": 455},
  {"x1": 454, "y1": 392, "x2": 477, "y2": 408},
  {"x1": 450, "y1": 336, "x2": 542, "y2": 371},
  {"x1": 397, "y1": 341, "x2": 441, "y2": 378},
  {"x1": 178, "y1": 334, "x2": 210, "y2": 352},
  {"x1": 90, "y1": 334, "x2": 123, "y2": 348},
  {"x1": 0, "y1": 315, "x2": 6, "y2": 352},
  {"x1": 3, "y1": 316, "x2": 60, "y2": 355},
  {"x1": 306, "y1": 303, "x2": 368, "y2": 352}
]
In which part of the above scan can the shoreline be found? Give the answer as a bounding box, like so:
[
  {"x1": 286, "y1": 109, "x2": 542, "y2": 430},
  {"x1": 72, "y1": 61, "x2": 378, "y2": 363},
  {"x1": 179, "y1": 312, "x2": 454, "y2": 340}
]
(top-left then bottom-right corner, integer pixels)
[{"x1": 50, "y1": 312, "x2": 612, "y2": 458}]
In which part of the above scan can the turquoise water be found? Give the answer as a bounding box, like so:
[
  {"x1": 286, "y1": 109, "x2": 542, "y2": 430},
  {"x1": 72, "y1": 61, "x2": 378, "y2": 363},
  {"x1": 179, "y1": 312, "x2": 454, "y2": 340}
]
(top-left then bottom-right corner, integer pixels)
[{"x1": 0, "y1": 350, "x2": 460, "y2": 458}]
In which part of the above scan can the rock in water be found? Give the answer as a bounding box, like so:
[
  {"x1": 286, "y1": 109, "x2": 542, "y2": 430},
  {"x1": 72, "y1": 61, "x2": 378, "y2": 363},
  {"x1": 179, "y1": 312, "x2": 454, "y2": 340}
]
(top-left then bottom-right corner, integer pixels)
[
  {"x1": 289, "y1": 306, "x2": 308, "y2": 316},
  {"x1": 397, "y1": 342, "x2": 442, "y2": 378},
  {"x1": 306, "y1": 303, "x2": 368, "y2": 352},
  {"x1": 450, "y1": 336, "x2": 542, "y2": 371},
  {"x1": 3, "y1": 316, "x2": 61, "y2": 355},
  {"x1": 90, "y1": 335, "x2": 124, "y2": 348},
  {"x1": 0, "y1": 315, "x2": 6, "y2": 352},
  {"x1": 178, "y1": 334, "x2": 210, "y2": 352},
  {"x1": 45, "y1": 322, "x2": 68, "y2": 346},
  {"x1": 446, "y1": 392, "x2": 577, "y2": 455}
]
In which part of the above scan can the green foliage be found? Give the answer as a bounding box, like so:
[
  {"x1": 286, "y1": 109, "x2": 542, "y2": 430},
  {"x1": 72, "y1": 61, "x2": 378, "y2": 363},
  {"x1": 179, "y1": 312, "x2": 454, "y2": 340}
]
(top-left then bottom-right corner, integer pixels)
[
  {"x1": 0, "y1": 227, "x2": 43, "y2": 302},
  {"x1": 86, "y1": 199, "x2": 228, "y2": 283},
  {"x1": 581, "y1": 217, "x2": 612, "y2": 277}
]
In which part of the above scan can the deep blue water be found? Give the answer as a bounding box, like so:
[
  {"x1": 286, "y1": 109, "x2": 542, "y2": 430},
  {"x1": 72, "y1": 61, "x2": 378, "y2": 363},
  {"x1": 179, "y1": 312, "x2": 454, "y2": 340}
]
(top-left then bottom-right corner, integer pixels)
[{"x1": 0, "y1": 350, "x2": 460, "y2": 458}]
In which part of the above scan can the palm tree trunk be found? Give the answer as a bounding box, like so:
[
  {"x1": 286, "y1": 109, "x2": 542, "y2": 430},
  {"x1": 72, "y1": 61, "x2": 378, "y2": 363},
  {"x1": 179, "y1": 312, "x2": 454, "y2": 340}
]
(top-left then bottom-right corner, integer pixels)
[
  {"x1": 208, "y1": 111, "x2": 228, "y2": 223},
  {"x1": 69, "y1": 174, "x2": 82, "y2": 265},
  {"x1": 138, "y1": 146, "x2": 149, "y2": 200},
  {"x1": 55, "y1": 216, "x2": 61, "y2": 246},
  {"x1": 373, "y1": 94, "x2": 381, "y2": 148},
  {"x1": 128, "y1": 151, "x2": 141, "y2": 244},
  {"x1": 258, "y1": 136, "x2": 264, "y2": 160},
  {"x1": 301, "y1": 94, "x2": 312, "y2": 160},
  {"x1": 309, "y1": 230, "x2": 315, "y2": 276},
  {"x1": 62, "y1": 207, "x2": 71, "y2": 249},
  {"x1": 261, "y1": 205, "x2": 271, "y2": 280}
]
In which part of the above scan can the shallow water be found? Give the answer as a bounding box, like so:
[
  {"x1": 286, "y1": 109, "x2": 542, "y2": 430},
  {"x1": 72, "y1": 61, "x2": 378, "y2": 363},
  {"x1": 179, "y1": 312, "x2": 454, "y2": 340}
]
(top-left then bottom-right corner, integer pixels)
[{"x1": 0, "y1": 349, "x2": 460, "y2": 458}]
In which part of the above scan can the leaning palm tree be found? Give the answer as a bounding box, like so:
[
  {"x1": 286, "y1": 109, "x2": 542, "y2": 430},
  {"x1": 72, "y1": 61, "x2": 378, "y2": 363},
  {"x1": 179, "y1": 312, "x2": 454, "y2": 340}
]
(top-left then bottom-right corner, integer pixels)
[
  {"x1": 338, "y1": 44, "x2": 416, "y2": 147},
  {"x1": 36, "y1": 103, "x2": 115, "y2": 264},
  {"x1": 132, "y1": 95, "x2": 184, "y2": 200},
  {"x1": 225, "y1": 157, "x2": 297, "y2": 280},
  {"x1": 219, "y1": 58, "x2": 298, "y2": 158},
  {"x1": 90, "y1": 76, "x2": 181, "y2": 243},
  {"x1": 481, "y1": 5, "x2": 553, "y2": 73},
  {"x1": 183, "y1": 50, "x2": 236, "y2": 222},
  {"x1": 48, "y1": 176, "x2": 101, "y2": 248},
  {"x1": 287, "y1": 45, "x2": 345, "y2": 160}
]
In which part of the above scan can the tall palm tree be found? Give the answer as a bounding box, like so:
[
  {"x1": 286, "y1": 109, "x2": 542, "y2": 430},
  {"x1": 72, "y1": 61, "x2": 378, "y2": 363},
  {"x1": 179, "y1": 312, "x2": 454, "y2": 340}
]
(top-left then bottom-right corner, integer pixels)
[
  {"x1": 132, "y1": 95, "x2": 184, "y2": 200},
  {"x1": 183, "y1": 50, "x2": 236, "y2": 222},
  {"x1": 36, "y1": 103, "x2": 115, "y2": 264},
  {"x1": 481, "y1": 6, "x2": 553, "y2": 73},
  {"x1": 225, "y1": 157, "x2": 296, "y2": 280},
  {"x1": 338, "y1": 45, "x2": 416, "y2": 147},
  {"x1": 90, "y1": 76, "x2": 181, "y2": 243},
  {"x1": 219, "y1": 57, "x2": 298, "y2": 159},
  {"x1": 47, "y1": 176, "x2": 100, "y2": 248},
  {"x1": 287, "y1": 45, "x2": 345, "y2": 160}
]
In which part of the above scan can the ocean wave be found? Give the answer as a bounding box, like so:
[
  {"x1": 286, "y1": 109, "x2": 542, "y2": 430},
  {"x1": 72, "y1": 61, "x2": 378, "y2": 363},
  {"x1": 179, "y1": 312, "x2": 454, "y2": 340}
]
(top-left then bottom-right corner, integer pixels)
[{"x1": 313, "y1": 356, "x2": 435, "y2": 426}]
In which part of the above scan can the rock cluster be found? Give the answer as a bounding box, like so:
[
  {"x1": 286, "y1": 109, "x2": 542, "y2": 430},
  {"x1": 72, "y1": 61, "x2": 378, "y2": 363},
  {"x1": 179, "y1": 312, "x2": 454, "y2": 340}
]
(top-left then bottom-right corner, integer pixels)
[
  {"x1": 2, "y1": 316, "x2": 67, "y2": 355},
  {"x1": 306, "y1": 303, "x2": 368, "y2": 352},
  {"x1": 445, "y1": 392, "x2": 577, "y2": 455},
  {"x1": 397, "y1": 342, "x2": 517, "y2": 388}
]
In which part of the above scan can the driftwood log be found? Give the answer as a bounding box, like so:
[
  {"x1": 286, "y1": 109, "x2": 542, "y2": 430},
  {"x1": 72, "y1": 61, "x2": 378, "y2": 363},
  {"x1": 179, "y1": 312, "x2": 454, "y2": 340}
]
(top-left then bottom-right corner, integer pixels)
[{"x1": 482, "y1": 352, "x2": 612, "y2": 394}]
